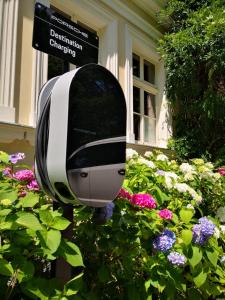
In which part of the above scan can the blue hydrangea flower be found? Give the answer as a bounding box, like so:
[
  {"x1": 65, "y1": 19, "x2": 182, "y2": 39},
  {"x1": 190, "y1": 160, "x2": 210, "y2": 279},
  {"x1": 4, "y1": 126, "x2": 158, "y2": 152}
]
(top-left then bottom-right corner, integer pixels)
[
  {"x1": 167, "y1": 251, "x2": 186, "y2": 266},
  {"x1": 153, "y1": 229, "x2": 176, "y2": 252},
  {"x1": 192, "y1": 217, "x2": 215, "y2": 245},
  {"x1": 92, "y1": 202, "x2": 115, "y2": 225}
]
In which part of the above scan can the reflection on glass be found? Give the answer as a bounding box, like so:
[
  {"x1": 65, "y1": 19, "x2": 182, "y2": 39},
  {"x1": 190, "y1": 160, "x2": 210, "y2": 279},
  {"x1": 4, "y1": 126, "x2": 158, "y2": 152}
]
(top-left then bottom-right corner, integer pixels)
[
  {"x1": 132, "y1": 53, "x2": 140, "y2": 77},
  {"x1": 48, "y1": 55, "x2": 69, "y2": 80},
  {"x1": 144, "y1": 60, "x2": 155, "y2": 84},
  {"x1": 144, "y1": 117, "x2": 156, "y2": 143},
  {"x1": 133, "y1": 87, "x2": 140, "y2": 113},
  {"x1": 134, "y1": 114, "x2": 140, "y2": 141},
  {"x1": 144, "y1": 91, "x2": 156, "y2": 118},
  {"x1": 66, "y1": 65, "x2": 126, "y2": 161}
]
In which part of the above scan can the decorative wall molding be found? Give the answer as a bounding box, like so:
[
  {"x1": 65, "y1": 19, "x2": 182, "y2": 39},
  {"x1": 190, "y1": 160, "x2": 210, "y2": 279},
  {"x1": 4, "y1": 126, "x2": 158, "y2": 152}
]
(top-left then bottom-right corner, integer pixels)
[{"x1": 0, "y1": 0, "x2": 19, "y2": 122}]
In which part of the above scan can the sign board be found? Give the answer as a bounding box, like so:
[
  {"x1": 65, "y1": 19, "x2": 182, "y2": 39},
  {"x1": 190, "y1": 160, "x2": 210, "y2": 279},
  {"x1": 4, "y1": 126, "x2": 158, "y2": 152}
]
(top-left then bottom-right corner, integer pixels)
[{"x1": 32, "y1": 2, "x2": 99, "y2": 66}]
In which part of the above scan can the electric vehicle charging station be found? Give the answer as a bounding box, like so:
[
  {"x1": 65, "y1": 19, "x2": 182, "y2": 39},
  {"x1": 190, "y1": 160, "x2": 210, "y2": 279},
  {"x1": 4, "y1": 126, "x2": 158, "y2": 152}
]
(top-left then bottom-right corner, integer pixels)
[{"x1": 35, "y1": 63, "x2": 127, "y2": 207}]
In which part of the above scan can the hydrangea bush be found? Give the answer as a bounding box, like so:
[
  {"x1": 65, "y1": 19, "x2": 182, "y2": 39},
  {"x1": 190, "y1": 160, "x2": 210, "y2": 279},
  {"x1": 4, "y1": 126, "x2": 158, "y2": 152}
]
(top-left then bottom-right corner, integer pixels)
[
  {"x1": 1, "y1": 149, "x2": 225, "y2": 299},
  {"x1": 0, "y1": 151, "x2": 83, "y2": 299},
  {"x1": 73, "y1": 149, "x2": 225, "y2": 299}
]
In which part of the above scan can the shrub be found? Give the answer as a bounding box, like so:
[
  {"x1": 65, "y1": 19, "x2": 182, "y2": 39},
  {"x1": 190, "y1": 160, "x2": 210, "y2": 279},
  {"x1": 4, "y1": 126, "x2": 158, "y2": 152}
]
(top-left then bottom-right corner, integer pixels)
[
  {"x1": 0, "y1": 151, "x2": 83, "y2": 299},
  {"x1": 73, "y1": 149, "x2": 225, "y2": 299}
]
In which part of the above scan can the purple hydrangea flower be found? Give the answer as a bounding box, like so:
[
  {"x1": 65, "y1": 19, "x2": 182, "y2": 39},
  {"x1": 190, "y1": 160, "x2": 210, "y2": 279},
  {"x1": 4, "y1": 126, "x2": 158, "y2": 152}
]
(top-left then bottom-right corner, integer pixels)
[
  {"x1": 192, "y1": 217, "x2": 215, "y2": 245},
  {"x1": 14, "y1": 170, "x2": 34, "y2": 181},
  {"x1": 9, "y1": 153, "x2": 25, "y2": 164},
  {"x1": 167, "y1": 251, "x2": 186, "y2": 266},
  {"x1": 156, "y1": 170, "x2": 165, "y2": 176},
  {"x1": 153, "y1": 229, "x2": 176, "y2": 252},
  {"x1": 92, "y1": 202, "x2": 115, "y2": 225},
  {"x1": 27, "y1": 179, "x2": 39, "y2": 191}
]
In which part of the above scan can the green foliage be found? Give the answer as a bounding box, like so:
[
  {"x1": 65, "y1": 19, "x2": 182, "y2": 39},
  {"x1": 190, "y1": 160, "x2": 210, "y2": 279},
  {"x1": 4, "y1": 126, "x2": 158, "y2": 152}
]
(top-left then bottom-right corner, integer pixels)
[
  {"x1": 0, "y1": 151, "x2": 83, "y2": 299},
  {"x1": 158, "y1": 0, "x2": 225, "y2": 162}
]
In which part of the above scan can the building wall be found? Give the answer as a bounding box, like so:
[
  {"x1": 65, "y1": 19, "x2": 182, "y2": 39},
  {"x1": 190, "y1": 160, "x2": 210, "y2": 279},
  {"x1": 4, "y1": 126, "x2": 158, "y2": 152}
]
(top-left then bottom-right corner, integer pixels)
[{"x1": 0, "y1": 0, "x2": 171, "y2": 165}]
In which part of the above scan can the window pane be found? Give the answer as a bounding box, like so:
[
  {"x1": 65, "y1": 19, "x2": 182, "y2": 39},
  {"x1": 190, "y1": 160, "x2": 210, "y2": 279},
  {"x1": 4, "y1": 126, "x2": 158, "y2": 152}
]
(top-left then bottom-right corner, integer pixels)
[
  {"x1": 144, "y1": 91, "x2": 156, "y2": 118},
  {"x1": 144, "y1": 60, "x2": 155, "y2": 84},
  {"x1": 133, "y1": 53, "x2": 140, "y2": 77},
  {"x1": 69, "y1": 142, "x2": 126, "y2": 169},
  {"x1": 48, "y1": 55, "x2": 69, "y2": 80},
  {"x1": 134, "y1": 114, "x2": 141, "y2": 141},
  {"x1": 144, "y1": 117, "x2": 156, "y2": 143},
  {"x1": 133, "y1": 87, "x2": 140, "y2": 113}
]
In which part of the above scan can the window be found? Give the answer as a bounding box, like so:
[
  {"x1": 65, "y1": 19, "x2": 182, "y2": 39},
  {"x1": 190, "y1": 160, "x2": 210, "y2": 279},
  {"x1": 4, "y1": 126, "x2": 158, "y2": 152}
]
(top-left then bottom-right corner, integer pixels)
[{"x1": 132, "y1": 53, "x2": 157, "y2": 144}]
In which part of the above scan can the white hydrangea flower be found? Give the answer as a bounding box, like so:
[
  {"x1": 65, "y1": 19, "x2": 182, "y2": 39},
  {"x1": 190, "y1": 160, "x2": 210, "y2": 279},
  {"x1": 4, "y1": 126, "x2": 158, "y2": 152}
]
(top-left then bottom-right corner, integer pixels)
[
  {"x1": 156, "y1": 154, "x2": 168, "y2": 161},
  {"x1": 220, "y1": 225, "x2": 225, "y2": 234},
  {"x1": 184, "y1": 172, "x2": 195, "y2": 181},
  {"x1": 220, "y1": 256, "x2": 225, "y2": 264},
  {"x1": 216, "y1": 207, "x2": 225, "y2": 223},
  {"x1": 186, "y1": 204, "x2": 195, "y2": 211},
  {"x1": 144, "y1": 151, "x2": 153, "y2": 158},
  {"x1": 187, "y1": 187, "x2": 202, "y2": 204},
  {"x1": 174, "y1": 183, "x2": 190, "y2": 193},
  {"x1": 126, "y1": 148, "x2": 138, "y2": 160},
  {"x1": 138, "y1": 157, "x2": 156, "y2": 169},
  {"x1": 214, "y1": 227, "x2": 220, "y2": 239},
  {"x1": 165, "y1": 176, "x2": 173, "y2": 189},
  {"x1": 165, "y1": 172, "x2": 178, "y2": 180},
  {"x1": 180, "y1": 163, "x2": 195, "y2": 174},
  {"x1": 205, "y1": 162, "x2": 214, "y2": 169},
  {"x1": 213, "y1": 173, "x2": 221, "y2": 180}
]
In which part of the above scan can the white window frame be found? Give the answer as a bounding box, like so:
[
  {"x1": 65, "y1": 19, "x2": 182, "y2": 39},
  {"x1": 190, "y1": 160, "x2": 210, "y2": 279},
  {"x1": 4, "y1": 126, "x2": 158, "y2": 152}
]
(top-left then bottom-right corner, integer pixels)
[
  {"x1": 124, "y1": 24, "x2": 171, "y2": 148},
  {"x1": 133, "y1": 53, "x2": 158, "y2": 145}
]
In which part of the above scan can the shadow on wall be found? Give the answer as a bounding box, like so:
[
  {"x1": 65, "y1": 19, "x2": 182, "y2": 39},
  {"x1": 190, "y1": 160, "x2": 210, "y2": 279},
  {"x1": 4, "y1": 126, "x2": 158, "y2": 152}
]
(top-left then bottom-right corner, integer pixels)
[{"x1": 0, "y1": 139, "x2": 35, "y2": 166}]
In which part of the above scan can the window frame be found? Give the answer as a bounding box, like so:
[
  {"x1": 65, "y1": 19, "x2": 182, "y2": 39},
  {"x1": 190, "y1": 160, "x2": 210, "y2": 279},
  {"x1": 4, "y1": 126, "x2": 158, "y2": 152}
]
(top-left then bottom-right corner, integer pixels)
[{"x1": 132, "y1": 52, "x2": 158, "y2": 146}]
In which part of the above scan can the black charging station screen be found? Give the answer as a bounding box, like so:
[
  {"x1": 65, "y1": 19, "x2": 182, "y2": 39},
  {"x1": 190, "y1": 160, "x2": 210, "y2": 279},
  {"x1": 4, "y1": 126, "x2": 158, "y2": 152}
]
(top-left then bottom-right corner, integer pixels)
[{"x1": 67, "y1": 64, "x2": 126, "y2": 161}]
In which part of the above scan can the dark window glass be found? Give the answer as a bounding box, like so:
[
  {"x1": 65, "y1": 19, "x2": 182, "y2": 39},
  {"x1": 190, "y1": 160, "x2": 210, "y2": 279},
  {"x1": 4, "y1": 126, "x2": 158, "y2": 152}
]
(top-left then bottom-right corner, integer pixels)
[
  {"x1": 144, "y1": 60, "x2": 155, "y2": 84},
  {"x1": 48, "y1": 55, "x2": 69, "y2": 80},
  {"x1": 144, "y1": 91, "x2": 156, "y2": 118},
  {"x1": 68, "y1": 142, "x2": 126, "y2": 169},
  {"x1": 133, "y1": 87, "x2": 140, "y2": 113},
  {"x1": 132, "y1": 53, "x2": 140, "y2": 77},
  {"x1": 66, "y1": 65, "x2": 126, "y2": 159},
  {"x1": 133, "y1": 114, "x2": 140, "y2": 141}
]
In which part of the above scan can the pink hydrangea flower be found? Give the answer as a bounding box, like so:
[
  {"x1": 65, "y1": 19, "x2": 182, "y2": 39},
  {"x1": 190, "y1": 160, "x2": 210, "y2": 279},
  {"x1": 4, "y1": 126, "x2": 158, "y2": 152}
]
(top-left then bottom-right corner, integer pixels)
[
  {"x1": 158, "y1": 209, "x2": 173, "y2": 220},
  {"x1": 218, "y1": 167, "x2": 225, "y2": 176},
  {"x1": 14, "y1": 170, "x2": 34, "y2": 181},
  {"x1": 131, "y1": 194, "x2": 157, "y2": 209},
  {"x1": 27, "y1": 179, "x2": 39, "y2": 191},
  {"x1": 117, "y1": 188, "x2": 132, "y2": 200}
]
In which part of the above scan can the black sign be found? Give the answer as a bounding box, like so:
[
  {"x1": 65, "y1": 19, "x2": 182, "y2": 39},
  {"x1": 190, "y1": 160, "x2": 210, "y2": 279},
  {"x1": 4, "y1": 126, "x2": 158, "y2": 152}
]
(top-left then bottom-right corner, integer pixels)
[{"x1": 32, "y1": 2, "x2": 99, "y2": 66}]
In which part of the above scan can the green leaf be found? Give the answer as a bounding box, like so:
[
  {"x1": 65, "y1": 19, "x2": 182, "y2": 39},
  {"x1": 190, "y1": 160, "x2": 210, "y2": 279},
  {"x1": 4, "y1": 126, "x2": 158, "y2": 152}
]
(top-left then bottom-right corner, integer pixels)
[
  {"x1": 51, "y1": 216, "x2": 71, "y2": 230},
  {"x1": 193, "y1": 270, "x2": 207, "y2": 287},
  {"x1": 0, "y1": 209, "x2": 12, "y2": 216},
  {"x1": 189, "y1": 246, "x2": 202, "y2": 268},
  {"x1": 16, "y1": 212, "x2": 43, "y2": 231},
  {"x1": 0, "y1": 151, "x2": 9, "y2": 163},
  {"x1": 17, "y1": 259, "x2": 35, "y2": 283},
  {"x1": 0, "y1": 258, "x2": 14, "y2": 276},
  {"x1": 57, "y1": 239, "x2": 84, "y2": 267},
  {"x1": 179, "y1": 208, "x2": 194, "y2": 223},
  {"x1": 64, "y1": 273, "x2": 83, "y2": 296},
  {"x1": 39, "y1": 209, "x2": 54, "y2": 226},
  {"x1": 21, "y1": 192, "x2": 39, "y2": 208},
  {"x1": 0, "y1": 191, "x2": 17, "y2": 202},
  {"x1": 206, "y1": 249, "x2": 218, "y2": 267},
  {"x1": 181, "y1": 229, "x2": 193, "y2": 245},
  {"x1": 38, "y1": 229, "x2": 61, "y2": 253}
]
